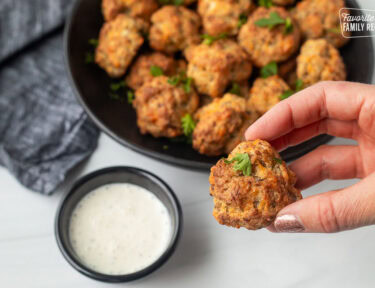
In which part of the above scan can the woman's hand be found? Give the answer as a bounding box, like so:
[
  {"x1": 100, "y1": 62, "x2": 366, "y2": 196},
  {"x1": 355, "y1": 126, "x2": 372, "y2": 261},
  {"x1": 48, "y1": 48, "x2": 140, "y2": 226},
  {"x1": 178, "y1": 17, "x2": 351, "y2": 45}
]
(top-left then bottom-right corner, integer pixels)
[{"x1": 245, "y1": 81, "x2": 375, "y2": 233}]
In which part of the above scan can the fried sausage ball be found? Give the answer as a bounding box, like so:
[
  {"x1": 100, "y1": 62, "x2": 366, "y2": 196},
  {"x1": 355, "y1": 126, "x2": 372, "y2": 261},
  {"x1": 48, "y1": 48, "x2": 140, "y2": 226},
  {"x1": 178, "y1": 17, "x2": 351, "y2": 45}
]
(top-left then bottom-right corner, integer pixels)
[
  {"x1": 126, "y1": 52, "x2": 186, "y2": 90},
  {"x1": 95, "y1": 14, "x2": 148, "y2": 77},
  {"x1": 209, "y1": 140, "x2": 302, "y2": 230},
  {"x1": 102, "y1": 0, "x2": 159, "y2": 22},
  {"x1": 197, "y1": 0, "x2": 254, "y2": 36},
  {"x1": 249, "y1": 75, "x2": 290, "y2": 115},
  {"x1": 192, "y1": 94, "x2": 258, "y2": 156},
  {"x1": 133, "y1": 76, "x2": 199, "y2": 138},
  {"x1": 292, "y1": 0, "x2": 350, "y2": 48},
  {"x1": 297, "y1": 39, "x2": 346, "y2": 87},
  {"x1": 238, "y1": 7, "x2": 300, "y2": 67},
  {"x1": 149, "y1": 6, "x2": 201, "y2": 54},
  {"x1": 186, "y1": 39, "x2": 252, "y2": 98}
]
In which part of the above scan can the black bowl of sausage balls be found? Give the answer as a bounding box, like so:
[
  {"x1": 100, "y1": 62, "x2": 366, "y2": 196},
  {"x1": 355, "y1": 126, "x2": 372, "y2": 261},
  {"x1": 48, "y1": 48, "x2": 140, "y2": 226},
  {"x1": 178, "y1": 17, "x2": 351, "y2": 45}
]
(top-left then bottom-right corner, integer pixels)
[{"x1": 65, "y1": 0, "x2": 373, "y2": 170}]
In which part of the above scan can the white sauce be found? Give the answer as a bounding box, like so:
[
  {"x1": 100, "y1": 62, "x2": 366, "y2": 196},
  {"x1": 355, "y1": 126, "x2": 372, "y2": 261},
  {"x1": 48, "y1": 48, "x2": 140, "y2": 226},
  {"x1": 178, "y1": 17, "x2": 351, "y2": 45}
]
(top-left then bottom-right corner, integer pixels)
[{"x1": 69, "y1": 183, "x2": 172, "y2": 275}]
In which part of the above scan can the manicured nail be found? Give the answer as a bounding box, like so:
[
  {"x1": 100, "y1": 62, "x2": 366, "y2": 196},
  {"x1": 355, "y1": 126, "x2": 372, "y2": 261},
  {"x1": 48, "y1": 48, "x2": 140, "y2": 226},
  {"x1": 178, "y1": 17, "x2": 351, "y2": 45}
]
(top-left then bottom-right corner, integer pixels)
[{"x1": 274, "y1": 214, "x2": 305, "y2": 233}]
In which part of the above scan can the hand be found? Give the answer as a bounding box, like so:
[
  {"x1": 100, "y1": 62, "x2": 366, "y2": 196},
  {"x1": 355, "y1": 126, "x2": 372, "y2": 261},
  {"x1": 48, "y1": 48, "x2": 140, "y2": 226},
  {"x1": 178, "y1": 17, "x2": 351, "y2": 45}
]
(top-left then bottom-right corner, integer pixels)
[{"x1": 245, "y1": 81, "x2": 375, "y2": 233}]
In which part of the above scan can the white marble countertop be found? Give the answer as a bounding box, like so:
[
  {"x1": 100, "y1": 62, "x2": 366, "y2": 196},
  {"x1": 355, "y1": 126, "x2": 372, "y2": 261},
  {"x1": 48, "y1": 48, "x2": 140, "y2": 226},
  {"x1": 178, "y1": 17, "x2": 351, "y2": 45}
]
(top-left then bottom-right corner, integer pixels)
[{"x1": 1, "y1": 1, "x2": 375, "y2": 287}]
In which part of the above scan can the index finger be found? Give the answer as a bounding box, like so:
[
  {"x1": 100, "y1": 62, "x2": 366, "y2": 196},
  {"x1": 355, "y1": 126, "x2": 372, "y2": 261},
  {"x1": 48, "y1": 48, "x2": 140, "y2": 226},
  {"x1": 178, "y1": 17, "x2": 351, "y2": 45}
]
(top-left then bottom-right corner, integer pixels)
[{"x1": 245, "y1": 81, "x2": 373, "y2": 141}]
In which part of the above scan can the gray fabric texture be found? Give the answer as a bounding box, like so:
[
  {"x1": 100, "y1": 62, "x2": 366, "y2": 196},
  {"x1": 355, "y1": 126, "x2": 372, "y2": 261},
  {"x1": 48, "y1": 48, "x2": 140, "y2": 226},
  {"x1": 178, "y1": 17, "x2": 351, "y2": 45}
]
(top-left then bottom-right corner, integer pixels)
[{"x1": 0, "y1": 0, "x2": 100, "y2": 194}]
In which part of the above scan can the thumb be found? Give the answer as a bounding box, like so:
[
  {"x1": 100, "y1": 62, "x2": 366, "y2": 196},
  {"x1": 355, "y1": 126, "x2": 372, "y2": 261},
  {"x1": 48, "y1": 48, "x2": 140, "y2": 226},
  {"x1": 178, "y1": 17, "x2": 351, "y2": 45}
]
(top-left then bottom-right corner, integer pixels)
[{"x1": 269, "y1": 172, "x2": 375, "y2": 233}]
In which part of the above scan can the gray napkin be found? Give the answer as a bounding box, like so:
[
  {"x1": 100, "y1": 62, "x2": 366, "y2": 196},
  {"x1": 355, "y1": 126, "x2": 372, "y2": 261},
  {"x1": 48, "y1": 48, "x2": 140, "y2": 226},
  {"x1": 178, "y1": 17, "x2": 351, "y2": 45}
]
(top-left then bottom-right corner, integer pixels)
[{"x1": 0, "y1": 0, "x2": 100, "y2": 194}]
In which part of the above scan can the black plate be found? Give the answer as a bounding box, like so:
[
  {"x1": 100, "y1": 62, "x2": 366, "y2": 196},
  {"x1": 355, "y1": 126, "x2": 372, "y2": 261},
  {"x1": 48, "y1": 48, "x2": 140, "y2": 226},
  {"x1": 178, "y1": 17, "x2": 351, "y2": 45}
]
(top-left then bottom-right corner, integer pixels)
[{"x1": 64, "y1": 0, "x2": 373, "y2": 169}]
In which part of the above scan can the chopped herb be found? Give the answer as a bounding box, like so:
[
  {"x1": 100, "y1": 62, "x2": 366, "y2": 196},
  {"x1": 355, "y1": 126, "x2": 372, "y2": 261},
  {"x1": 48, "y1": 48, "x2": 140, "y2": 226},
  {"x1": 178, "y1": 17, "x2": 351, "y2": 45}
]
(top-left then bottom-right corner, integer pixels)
[
  {"x1": 295, "y1": 79, "x2": 304, "y2": 92},
  {"x1": 127, "y1": 90, "x2": 134, "y2": 104},
  {"x1": 238, "y1": 14, "x2": 248, "y2": 28},
  {"x1": 280, "y1": 89, "x2": 294, "y2": 100},
  {"x1": 327, "y1": 26, "x2": 342, "y2": 34},
  {"x1": 173, "y1": 0, "x2": 184, "y2": 5},
  {"x1": 255, "y1": 12, "x2": 293, "y2": 34},
  {"x1": 201, "y1": 33, "x2": 227, "y2": 45},
  {"x1": 168, "y1": 76, "x2": 180, "y2": 86},
  {"x1": 258, "y1": 0, "x2": 273, "y2": 8},
  {"x1": 181, "y1": 114, "x2": 196, "y2": 139},
  {"x1": 163, "y1": 145, "x2": 169, "y2": 150},
  {"x1": 110, "y1": 81, "x2": 126, "y2": 91},
  {"x1": 158, "y1": 0, "x2": 183, "y2": 5},
  {"x1": 183, "y1": 77, "x2": 193, "y2": 93},
  {"x1": 260, "y1": 61, "x2": 278, "y2": 78},
  {"x1": 168, "y1": 72, "x2": 193, "y2": 93},
  {"x1": 85, "y1": 52, "x2": 95, "y2": 64},
  {"x1": 273, "y1": 157, "x2": 283, "y2": 164},
  {"x1": 229, "y1": 83, "x2": 241, "y2": 96},
  {"x1": 224, "y1": 153, "x2": 252, "y2": 176},
  {"x1": 88, "y1": 38, "x2": 99, "y2": 47},
  {"x1": 150, "y1": 65, "x2": 164, "y2": 76}
]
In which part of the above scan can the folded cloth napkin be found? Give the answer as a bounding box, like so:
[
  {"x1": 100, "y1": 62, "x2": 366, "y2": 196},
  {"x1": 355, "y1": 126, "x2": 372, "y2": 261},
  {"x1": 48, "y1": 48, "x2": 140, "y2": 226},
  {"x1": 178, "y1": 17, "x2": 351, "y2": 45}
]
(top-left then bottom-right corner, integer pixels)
[{"x1": 0, "y1": 0, "x2": 100, "y2": 194}]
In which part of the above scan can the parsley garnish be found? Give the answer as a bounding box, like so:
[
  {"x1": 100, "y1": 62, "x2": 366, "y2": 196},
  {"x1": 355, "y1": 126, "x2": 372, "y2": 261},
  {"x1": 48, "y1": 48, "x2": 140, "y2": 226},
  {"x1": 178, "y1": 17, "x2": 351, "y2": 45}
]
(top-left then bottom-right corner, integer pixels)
[
  {"x1": 88, "y1": 38, "x2": 99, "y2": 47},
  {"x1": 238, "y1": 14, "x2": 248, "y2": 28},
  {"x1": 280, "y1": 79, "x2": 304, "y2": 100},
  {"x1": 201, "y1": 33, "x2": 227, "y2": 45},
  {"x1": 109, "y1": 81, "x2": 134, "y2": 103},
  {"x1": 255, "y1": 12, "x2": 293, "y2": 34},
  {"x1": 273, "y1": 157, "x2": 283, "y2": 164},
  {"x1": 127, "y1": 90, "x2": 134, "y2": 104},
  {"x1": 260, "y1": 61, "x2": 278, "y2": 78},
  {"x1": 224, "y1": 153, "x2": 252, "y2": 176},
  {"x1": 181, "y1": 114, "x2": 196, "y2": 140},
  {"x1": 168, "y1": 72, "x2": 193, "y2": 93},
  {"x1": 258, "y1": 0, "x2": 273, "y2": 8},
  {"x1": 229, "y1": 83, "x2": 241, "y2": 96},
  {"x1": 158, "y1": 0, "x2": 183, "y2": 5},
  {"x1": 150, "y1": 65, "x2": 164, "y2": 76},
  {"x1": 85, "y1": 52, "x2": 95, "y2": 64}
]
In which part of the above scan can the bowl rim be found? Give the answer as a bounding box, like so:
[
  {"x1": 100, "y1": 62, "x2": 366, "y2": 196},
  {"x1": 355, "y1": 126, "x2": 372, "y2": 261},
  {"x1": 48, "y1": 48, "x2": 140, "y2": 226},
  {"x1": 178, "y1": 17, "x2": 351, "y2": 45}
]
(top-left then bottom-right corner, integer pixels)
[
  {"x1": 64, "y1": 0, "x2": 374, "y2": 170},
  {"x1": 54, "y1": 166, "x2": 183, "y2": 283}
]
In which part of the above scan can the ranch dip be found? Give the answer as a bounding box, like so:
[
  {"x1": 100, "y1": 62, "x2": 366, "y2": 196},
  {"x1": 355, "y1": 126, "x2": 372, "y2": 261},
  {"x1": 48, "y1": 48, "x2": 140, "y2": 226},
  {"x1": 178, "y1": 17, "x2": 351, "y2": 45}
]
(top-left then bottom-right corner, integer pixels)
[{"x1": 69, "y1": 183, "x2": 172, "y2": 275}]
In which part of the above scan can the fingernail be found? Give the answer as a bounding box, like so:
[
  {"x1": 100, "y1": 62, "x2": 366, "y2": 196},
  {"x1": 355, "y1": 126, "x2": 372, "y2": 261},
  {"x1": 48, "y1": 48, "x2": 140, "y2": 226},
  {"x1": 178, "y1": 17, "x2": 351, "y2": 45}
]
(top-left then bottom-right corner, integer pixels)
[{"x1": 274, "y1": 214, "x2": 305, "y2": 233}]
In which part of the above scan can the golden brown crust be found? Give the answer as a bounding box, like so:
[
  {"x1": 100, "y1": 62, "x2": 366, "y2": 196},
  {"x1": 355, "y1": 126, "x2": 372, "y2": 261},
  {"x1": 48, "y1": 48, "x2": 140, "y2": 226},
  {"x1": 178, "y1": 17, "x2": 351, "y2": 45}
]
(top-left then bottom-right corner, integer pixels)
[
  {"x1": 186, "y1": 39, "x2": 252, "y2": 98},
  {"x1": 133, "y1": 76, "x2": 199, "y2": 138},
  {"x1": 149, "y1": 6, "x2": 201, "y2": 54},
  {"x1": 95, "y1": 14, "x2": 148, "y2": 77},
  {"x1": 248, "y1": 75, "x2": 290, "y2": 115},
  {"x1": 209, "y1": 140, "x2": 302, "y2": 230},
  {"x1": 297, "y1": 39, "x2": 346, "y2": 87},
  {"x1": 197, "y1": 0, "x2": 254, "y2": 36},
  {"x1": 292, "y1": 0, "x2": 350, "y2": 48},
  {"x1": 193, "y1": 94, "x2": 258, "y2": 156},
  {"x1": 125, "y1": 52, "x2": 186, "y2": 90},
  {"x1": 102, "y1": 0, "x2": 159, "y2": 22},
  {"x1": 238, "y1": 7, "x2": 300, "y2": 67}
]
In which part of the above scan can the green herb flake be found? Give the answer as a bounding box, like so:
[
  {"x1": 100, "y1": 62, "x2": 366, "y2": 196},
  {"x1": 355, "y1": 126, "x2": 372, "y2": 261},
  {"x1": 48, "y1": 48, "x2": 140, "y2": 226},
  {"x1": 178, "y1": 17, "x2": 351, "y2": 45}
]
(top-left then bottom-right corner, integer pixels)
[
  {"x1": 88, "y1": 38, "x2": 99, "y2": 47},
  {"x1": 229, "y1": 83, "x2": 241, "y2": 96},
  {"x1": 255, "y1": 12, "x2": 285, "y2": 29},
  {"x1": 201, "y1": 33, "x2": 227, "y2": 45},
  {"x1": 280, "y1": 89, "x2": 294, "y2": 100},
  {"x1": 183, "y1": 77, "x2": 193, "y2": 93},
  {"x1": 150, "y1": 65, "x2": 164, "y2": 77},
  {"x1": 173, "y1": 0, "x2": 183, "y2": 5},
  {"x1": 158, "y1": 0, "x2": 183, "y2": 5},
  {"x1": 168, "y1": 76, "x2": 180, "y2": 86},
  {"x1": 127, "y1": 90, "x2": 134, "y2": 104},
  {"x1": 238, "y1": 14, "x2": 248, "y2": 28},
  {"x1": 260, "y1": 61, "x2": 278, "y2": 78},
  {"x1": 110, "y1": 81, "x2": 126, "y2": 91},
  {"x1": 295, "y1": 79, "x2": 304, "y2": 92},
  {"x1": 258, "y1": 0, "x2": 273, "y2": 8},
  {"x1": 224, "y1": 153, "x2": 252, "y2": 176},
  {"x1": 85, "y1": 52, "x2": 95, "y2": 64},
  {"x1": 284, "y1": 17, "x2": 293, "y2": 34},
  {"x1": 181, "y1": 114, "x2": 196, "y2": 140},
  {"x1": 273, "y1": 157, "x2": 283, "y2": 164}
]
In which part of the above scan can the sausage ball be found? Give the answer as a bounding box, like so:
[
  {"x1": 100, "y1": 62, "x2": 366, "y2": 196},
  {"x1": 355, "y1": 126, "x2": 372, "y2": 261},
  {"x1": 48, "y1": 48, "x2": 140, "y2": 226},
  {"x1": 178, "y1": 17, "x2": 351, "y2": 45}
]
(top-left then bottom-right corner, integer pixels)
[
  {"x1": 186, "y1": 39, "x2": 252, "y2": 98},
  {"x1": 209, "y1": 140, "x2": 302, "y2": 230},
  {"x1": 197, "y1": 0, "x2": 254, "y2": 36},
  {"x1": 126, "y1": 52, "x2": 186, "y2": 90},
  {"x1": 133, "y1": 76, "x2": 199, "y2": 138},
  {"x1": 102, "y1": 0, "x2": 159, "y2": 22},
  {"x1": 238, "y1": 7, "x2": 300, "y2": 67},
  {"x1": 95, "y1": 14, "x2": 148, "y2": 77},
  {"x1": 193, "y1": 94, "x2": 258, "y2": 156},
  {"x1": 292, "y1": 0, "x2": 350, "y2": 48},
  {"x1": 149, "y1": 6, "x2": 201, "y2": 54},
  {"x1": 297, "y1": 39, "x2": 346, "y2": 87},
  {"x1": 248, "y1": 75, "x2": 290, "y2": 115}
]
